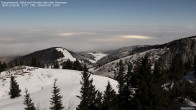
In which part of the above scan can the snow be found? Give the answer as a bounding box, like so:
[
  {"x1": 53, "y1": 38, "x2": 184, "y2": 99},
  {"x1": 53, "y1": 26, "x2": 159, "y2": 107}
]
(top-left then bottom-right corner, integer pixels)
[
  {"x1": 180, "y1": 107, "x2": 195, "y2": 110},
  {"x1": 0, "y1": 66, "x2": 117, "y2": 110},
  {"x1": 87, "y1": 52, "x2": 107, "y2": 63},
  {"x1": 162, "y1": 81, "x2": 174, "y2": 91},
  {"x1": 191, "y1": 37, "x2": 196, "y2": 40},
  {"x1": 56, "y1": 48, "x2": 76, "y2": 62},
  {"x1": 184, "y1": 98, "x2": 196, "y2": 107}
]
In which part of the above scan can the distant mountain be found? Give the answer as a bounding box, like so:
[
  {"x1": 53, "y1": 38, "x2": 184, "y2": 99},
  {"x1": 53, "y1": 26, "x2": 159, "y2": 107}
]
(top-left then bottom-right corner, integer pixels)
[
  {"x1": 8, "y1": 47, "x2": 108, "y2": 68},
  {"x1": 8, "y1": 47, "x2": 83, "y2": 67},
  {"x1": 9, "y1": 47, "x2": 69, "y2": 67},
  {"x1": 93, "y1": 36, "x2": 196, "y2": 78}
]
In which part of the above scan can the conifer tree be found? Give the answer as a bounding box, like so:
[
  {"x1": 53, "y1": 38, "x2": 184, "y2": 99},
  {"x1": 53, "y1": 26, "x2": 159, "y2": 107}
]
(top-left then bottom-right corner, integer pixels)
[
  {"x1": 0, "y1": 61, "x2": 2, "y2": 72},
  {"x1": 151, "y1": 61, "x2": 169, "y2": 110},
  {"x1": 23, "y1": 89, "x2": 36, "y2": 110},
  {"x1": 31, "y1": 57, "x2": 37, "y2": 67},
  {"x1": 102, "y1": 82, "x2": 117, "y2": 110},
  {"x1": 95, "y1": 91, "x2": 103, "y2": 110},
  {"x1": 2, "y1": 62, "x2": 7, "y2": 69},
  {"x1": 170, "y1": 56, "x2": 185, "y2": 81},
  {"x1": 132, "y1": 55, "x2": 169, "y2": 110},
  {"x1": 115, "y1": 60, "x2": 127, "y2": 110},
  {"x1": 63, "y1": 59, "x2": 73, "y2": 69},
  {"x1": 121, "y1": 63, "x2": 133, "y2": 110},
  {"x1": 15, "y1": 58, "x2": 22, "y2": 66},
  {"x1": 132, "y1": 55, "x2": 153, "y2": 110},
  {"x1": 0, "y1": 61, "x2": 7, "y2": 72},
  {"x1": 9, "y1": 75, "x2": 21, "y2": 98},
  {"x1": 50, "y1": 79, "x2": 64, "y2": 110},
  {"x1": 194, "y1": 56, "x2": 196, "y2": 78},
  {"x1": 53, "y1": 61, "x2": 60, "y2": 69},
  {"x1": 77, "y1": 65, "x2": 98, "y2": 110},
  {"x1": 73, "y1": 59, "x2": 82, "y2": 71},
  {"x1": 116, "y1": 60, "x2": 125, "y2": 94}
]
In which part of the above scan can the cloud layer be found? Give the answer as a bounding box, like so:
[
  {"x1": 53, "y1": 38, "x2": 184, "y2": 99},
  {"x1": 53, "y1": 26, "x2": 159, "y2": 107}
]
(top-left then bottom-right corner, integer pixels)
[
  {"x1": 0, "y1": 26, "x2": 195, "y2": 56},
  {"x1": 121, "y1": 35, "x2": 152, "y2": 39}
]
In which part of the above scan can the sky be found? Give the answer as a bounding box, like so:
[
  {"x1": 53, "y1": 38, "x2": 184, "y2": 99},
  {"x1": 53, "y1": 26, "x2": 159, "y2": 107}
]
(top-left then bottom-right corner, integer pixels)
[{"x1": 0, "y1": 0, "x2": 196, "y2": 56}]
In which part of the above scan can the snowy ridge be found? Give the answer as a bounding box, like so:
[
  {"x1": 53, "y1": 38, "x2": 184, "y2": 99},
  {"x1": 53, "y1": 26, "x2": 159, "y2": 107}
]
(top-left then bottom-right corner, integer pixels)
[
  {"x1": 87, "y1": 52, "x2": 107, "y2": 63},
  {"x1": 93, "y1": 48, "x2": 166, "y2": 78},
  {"x1": 0, "y1": 66, "x2": 117, "y2": 110},
  {"x1": 56, "y1": 48, "x2": 76, "y2": 62}
]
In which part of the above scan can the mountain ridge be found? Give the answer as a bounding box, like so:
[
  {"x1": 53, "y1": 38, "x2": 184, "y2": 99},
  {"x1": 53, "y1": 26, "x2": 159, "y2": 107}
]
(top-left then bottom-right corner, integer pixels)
[{"x1": 6, "y1": 36, "x2": 196, "y2": 78}]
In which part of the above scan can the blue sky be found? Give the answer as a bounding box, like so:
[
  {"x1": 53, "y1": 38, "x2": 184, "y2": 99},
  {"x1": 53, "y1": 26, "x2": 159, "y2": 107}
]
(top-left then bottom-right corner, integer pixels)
[{"x1": 0, "y1": 0, "x2": 196, "y2": 56}]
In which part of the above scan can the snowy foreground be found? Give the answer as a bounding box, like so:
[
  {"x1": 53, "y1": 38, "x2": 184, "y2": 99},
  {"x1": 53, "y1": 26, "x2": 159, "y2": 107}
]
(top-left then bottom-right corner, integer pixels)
[{"x1": 0, "y1": 66, "x2": 117, "y2": 110}]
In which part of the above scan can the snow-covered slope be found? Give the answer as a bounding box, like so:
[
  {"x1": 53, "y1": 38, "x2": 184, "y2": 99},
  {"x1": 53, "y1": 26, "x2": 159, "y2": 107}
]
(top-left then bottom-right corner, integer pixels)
[
  {"x1": 0, "y1": 66, "x2": 117, "y2": 110},
  {"x1": 87, "y1": 52, "x2": 107, "y2": 63},
  {"x1": 56, "y1": 48, "x2": 76, "y2": 62},
  {"x1": 93, "y1": 48, "x2": 167, "y2": 78}
]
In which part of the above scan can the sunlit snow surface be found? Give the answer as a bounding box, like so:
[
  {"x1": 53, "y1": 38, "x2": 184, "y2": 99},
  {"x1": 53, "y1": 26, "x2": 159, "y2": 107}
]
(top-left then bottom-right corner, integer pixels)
[
  {"x1": 87, "y1": 52, "x2": 107, "y2": 63},
  {"x1": 0, "y1": 66, "x2": 117, "y2": 110},
  {"x1": 56, "y1": 48, "x2": 76, "y2": 61}
]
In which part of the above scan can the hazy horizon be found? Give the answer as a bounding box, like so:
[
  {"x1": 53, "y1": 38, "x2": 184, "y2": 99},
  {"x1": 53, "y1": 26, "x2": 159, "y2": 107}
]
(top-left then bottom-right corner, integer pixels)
[{"x1": 0, "y1": 0, "x2": 196, "y2": 56}]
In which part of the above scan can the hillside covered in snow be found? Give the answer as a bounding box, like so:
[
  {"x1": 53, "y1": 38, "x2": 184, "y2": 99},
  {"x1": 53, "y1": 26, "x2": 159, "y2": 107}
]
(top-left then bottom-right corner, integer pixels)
[{"x1": 0, "y1": 66, "x2": 117, "y2": 110}]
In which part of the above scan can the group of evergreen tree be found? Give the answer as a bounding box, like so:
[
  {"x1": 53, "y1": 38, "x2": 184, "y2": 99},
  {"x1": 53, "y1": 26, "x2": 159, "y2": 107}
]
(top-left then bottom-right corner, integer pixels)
[
  {"x1": 167, "y1": 55, "x2": 196, "y2": 109},
  {"x1": 76, "y1": 63, "x2": 129, "y2": 110},
  {"x1": 9, "y1": 74, "x2": 64, "y2": 110},
  {"x1": 130, "y1": 55, "x2": 168, "y2": 110},
  {"x1": 31, "y1": 57, "x2": 44, "y2": 68},
  {"x1": 15, "y1": 58, "x2": 23, "y2": 66},
  {"x1": 0, "y1": 60, "x2": 7, "y2": 72},
  {"x1": 53, "y1": 61, "x2": 60, "y2": 69},
  {"x1": 77, "y1": 54, "x2": 195, "y2": 110},
  {"x1": 23, "y1": 80, "x2": 64, "y2": 110},
  {"x1": 62, "y1": 59, "x2": 83, "y2": 71}
]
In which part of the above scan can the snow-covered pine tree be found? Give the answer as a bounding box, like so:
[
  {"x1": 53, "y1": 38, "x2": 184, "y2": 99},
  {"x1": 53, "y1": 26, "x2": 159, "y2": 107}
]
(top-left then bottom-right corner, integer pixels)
[
  {"x1": 23, "y1": 89, "x2": 36, "y2": 110},
  {"x1": 49, "y1": 79, "x2": 64, "y2": 110},
  {"x1": 9, "y1": 75, "x2": 21, "y2": 98},
  {"x1": 77, "y1": 65, "x2": 98, "y2": 110}
]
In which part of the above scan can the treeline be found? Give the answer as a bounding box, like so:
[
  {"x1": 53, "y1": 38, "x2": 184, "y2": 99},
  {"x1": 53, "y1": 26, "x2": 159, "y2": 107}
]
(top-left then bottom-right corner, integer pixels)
[
  {"x1": 0, "y1": 60, "x2": 7, "y2": 72},
  {"x1": 14, "y1": 57, "x2": 44, "y2": 68},
  {"x1": 14, "y1": 57, "x2": 84, "y2": 71},
  {"x1": 62, "y1": 59, "x2": 83, "y2": 71},
  {"x1": 53, "y1": 59, "x2": 84, "y2": 71}
]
